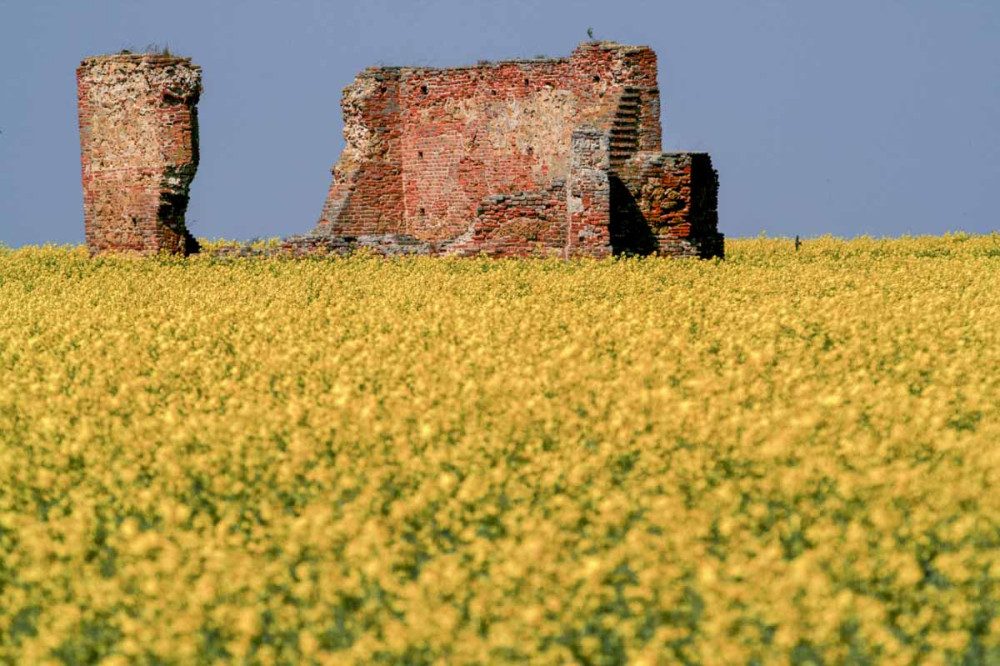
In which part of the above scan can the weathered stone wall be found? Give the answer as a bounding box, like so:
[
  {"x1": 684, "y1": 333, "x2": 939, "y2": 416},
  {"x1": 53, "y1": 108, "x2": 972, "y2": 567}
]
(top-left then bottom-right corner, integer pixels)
[
  {"x1": 77, "y1": 54, "x2": 201, "y2": 255},
  {"x1": 306, "y1": 41, "x2": 721, "y2": 259}
]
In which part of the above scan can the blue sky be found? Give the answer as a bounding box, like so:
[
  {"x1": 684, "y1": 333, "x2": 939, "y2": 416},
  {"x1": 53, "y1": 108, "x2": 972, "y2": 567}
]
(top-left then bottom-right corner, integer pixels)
[{"x1": 1, "y1": 0, "x2": 998, "y2": 246}]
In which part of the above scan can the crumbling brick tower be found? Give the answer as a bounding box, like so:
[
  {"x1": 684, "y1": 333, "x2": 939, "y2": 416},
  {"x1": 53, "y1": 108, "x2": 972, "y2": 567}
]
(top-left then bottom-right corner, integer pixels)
[
  {"x1": 303, "y1": 41, "x2": 723, "y2": 258},
  {"x1": 77, "y1": 54, "x2": 202, "y2": 255}
]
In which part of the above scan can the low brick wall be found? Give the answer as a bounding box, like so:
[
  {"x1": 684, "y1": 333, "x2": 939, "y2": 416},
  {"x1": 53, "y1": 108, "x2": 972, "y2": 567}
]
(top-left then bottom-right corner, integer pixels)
[{"x1": 454, "y1": 186, "x2": 568, "y2": 257}]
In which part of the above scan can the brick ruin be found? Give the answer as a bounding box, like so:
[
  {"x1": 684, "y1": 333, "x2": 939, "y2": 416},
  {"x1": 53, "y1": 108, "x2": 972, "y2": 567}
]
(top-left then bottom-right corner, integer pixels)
[
  {"x1": 77, "y1": 42, "x2": 722, "y2": 258},
  {"x1": 292, "y1": 41, "x2": 722, "y2": 258},
  {"x1": 77, "y1": 54, "x2": 201, "y2": 255}
]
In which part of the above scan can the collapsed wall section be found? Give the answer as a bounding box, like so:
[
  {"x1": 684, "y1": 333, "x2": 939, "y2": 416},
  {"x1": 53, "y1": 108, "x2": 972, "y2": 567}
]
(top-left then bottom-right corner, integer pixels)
[{"x1": 77, "y1": 54, "x2": 201, "y2": 255}]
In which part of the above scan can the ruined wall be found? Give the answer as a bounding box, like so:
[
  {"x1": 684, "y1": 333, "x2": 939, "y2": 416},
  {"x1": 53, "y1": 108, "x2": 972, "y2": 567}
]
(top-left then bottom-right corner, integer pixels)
[
  {"x1": 313, "y1": 42, "x2": 663, "y2": 254},
  {"x1": 74, "y1": 43, "x2": 721, "y2": 259},
  {"x1": 77, "y1": 54, "x2": 201, "y2": 255}
]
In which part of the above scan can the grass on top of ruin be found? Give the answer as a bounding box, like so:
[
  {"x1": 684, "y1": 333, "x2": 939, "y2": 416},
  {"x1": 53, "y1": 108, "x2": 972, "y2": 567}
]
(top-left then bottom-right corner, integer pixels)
[{"x1": 1, "y1": 233, "x2": 999, "y2": 664}]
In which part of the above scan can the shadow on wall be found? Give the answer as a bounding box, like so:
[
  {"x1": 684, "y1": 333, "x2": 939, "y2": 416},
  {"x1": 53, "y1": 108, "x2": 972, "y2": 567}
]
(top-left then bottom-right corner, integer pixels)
[
  {"x1": 608, "y1": 175, "x2": 659, "y2": 256},
  {"x1": 157, "y1": 169, "x2": 201, "y2": 255}
]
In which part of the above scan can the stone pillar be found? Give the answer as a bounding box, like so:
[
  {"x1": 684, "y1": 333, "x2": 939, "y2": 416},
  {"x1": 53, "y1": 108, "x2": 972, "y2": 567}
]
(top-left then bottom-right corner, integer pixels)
[
  {"x1": 77, "y1": 54, "x2": 202, "y2": 255},
  {"x1": 566, "y1": 127, "x2": 612, "y2": 258}
]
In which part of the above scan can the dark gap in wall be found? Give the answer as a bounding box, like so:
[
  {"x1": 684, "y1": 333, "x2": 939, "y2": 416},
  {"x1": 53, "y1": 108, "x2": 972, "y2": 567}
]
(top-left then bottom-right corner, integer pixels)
[
  {"x1": 608, "y1": 175, "x2": 657, "y2": 257},
  {"x1": 158, "y1": 191, "x2": 188, "y2": 227}
]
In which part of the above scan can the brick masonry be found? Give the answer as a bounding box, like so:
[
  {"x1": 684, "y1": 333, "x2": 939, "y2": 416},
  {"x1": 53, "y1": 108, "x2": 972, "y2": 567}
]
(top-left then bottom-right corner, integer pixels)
[
  {"x1": 294, "y1": 41, "x2": 723, "y2": 259},
  {"x1": 77, "y1": 54, "x2": 202, "y2": 255},
  {"x1": 76, "y1": 43, "x2": 722, "y2": 259}
]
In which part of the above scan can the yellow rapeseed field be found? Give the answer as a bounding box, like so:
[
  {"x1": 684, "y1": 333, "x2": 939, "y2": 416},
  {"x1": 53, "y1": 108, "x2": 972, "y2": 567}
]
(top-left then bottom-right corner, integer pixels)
[{"x1": 1, "y1": 235, "x2": 999, "y2": 665}]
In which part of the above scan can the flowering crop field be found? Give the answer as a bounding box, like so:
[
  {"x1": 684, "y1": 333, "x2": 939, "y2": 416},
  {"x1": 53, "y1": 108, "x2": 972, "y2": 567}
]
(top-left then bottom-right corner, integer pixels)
[{"x1": 1, "y1": 236, "x2": 999, "y2": 665}]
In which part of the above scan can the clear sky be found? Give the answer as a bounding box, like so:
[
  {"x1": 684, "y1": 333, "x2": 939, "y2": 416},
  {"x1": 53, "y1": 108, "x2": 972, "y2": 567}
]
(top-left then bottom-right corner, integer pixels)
[{"x1": 1, "y1": 0, "x2": 998, "y2": 247}]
